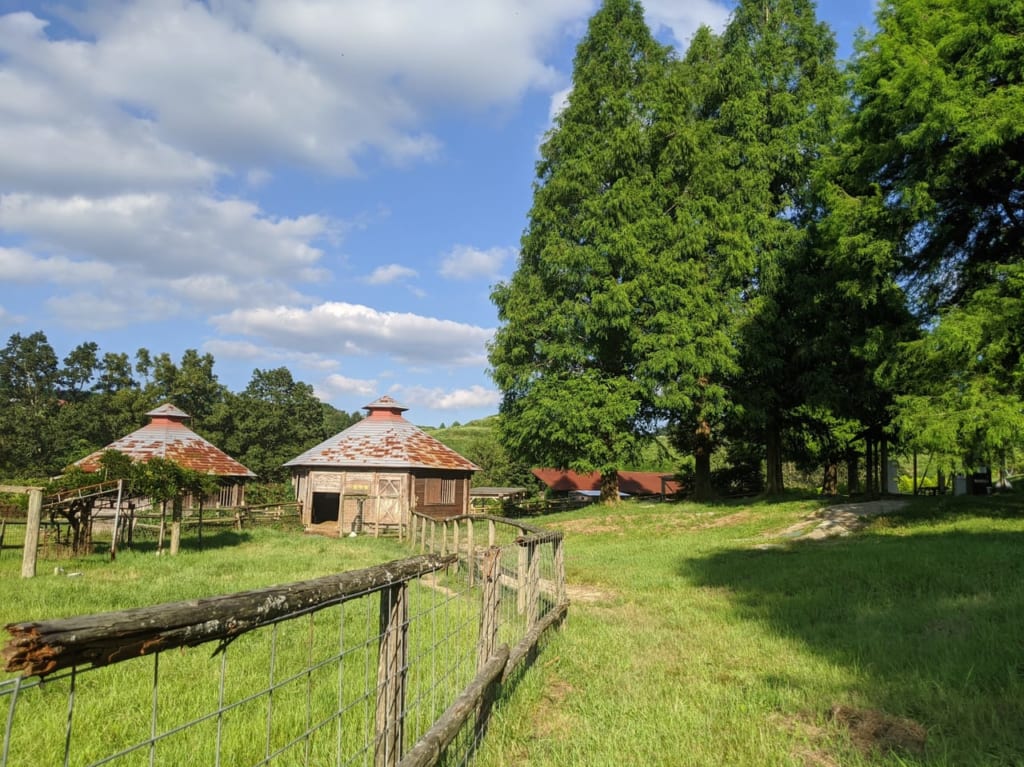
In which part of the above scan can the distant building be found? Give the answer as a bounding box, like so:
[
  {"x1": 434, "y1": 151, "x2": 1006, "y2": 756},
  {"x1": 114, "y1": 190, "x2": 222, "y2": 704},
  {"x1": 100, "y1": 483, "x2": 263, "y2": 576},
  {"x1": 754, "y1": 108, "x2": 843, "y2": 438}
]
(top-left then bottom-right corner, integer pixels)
[
  {"x1": 75, "y1": 403, "x2": 255, "y2": 508},
  {"x1": 531, "y1": 468, "x2": 681, "y2": 499},
  {"x1": 285, "y1": 396, "x2": 478, "y2": 535}
]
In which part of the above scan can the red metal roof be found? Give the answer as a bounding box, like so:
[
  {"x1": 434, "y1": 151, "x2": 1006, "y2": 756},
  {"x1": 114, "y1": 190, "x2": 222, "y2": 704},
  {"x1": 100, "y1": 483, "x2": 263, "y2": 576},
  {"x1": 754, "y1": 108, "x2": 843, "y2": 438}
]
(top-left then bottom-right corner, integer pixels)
[
  {"x1": 75, "y1": 404, "x2": 256, "y2": 477},
  {"x1": 531, "y1": 468, "x2": 681, "y2": 496},
  {"x1": 285, "y1": 395, "x2": 478, "y2": 472}
]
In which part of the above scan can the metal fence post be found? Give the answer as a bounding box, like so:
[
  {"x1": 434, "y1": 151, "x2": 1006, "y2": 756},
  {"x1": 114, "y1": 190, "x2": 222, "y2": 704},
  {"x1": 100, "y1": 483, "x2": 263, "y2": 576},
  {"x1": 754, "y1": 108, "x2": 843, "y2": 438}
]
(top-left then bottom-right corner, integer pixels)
[{"x1": 375, "y1": 582, "x2": 409, "y2": 767}]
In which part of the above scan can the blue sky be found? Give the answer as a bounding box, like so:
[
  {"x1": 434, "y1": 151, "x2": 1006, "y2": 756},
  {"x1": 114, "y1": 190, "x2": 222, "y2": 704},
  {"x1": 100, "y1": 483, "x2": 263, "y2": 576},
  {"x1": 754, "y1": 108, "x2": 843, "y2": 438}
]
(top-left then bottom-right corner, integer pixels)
[{"x1": 0, "y1": 0, "x2": 878, "y2": 426}]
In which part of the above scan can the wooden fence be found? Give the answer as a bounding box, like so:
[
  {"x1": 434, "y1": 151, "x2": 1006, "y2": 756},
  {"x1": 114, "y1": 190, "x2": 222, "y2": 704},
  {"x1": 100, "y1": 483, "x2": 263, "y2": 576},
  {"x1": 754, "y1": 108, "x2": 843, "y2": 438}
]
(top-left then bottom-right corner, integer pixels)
[{"x1": 1, "y1": 516, "x2": 567, "y2": 766}]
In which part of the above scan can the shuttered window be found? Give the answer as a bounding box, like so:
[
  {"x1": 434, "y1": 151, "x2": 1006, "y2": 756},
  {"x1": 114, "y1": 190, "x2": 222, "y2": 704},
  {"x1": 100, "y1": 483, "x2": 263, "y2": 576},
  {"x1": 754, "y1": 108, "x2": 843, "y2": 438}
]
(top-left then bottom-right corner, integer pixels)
[{"x1": 425, "y1": 478, "x2": 456, "y2": 505}]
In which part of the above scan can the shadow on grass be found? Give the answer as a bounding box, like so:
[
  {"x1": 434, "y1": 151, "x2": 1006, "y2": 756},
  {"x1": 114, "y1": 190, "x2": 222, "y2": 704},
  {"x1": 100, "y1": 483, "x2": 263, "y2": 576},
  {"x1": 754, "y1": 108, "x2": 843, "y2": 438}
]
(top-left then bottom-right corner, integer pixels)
[
  {"x1": 680, "y1": 521, "x2": 1024, "y2": 762},
  {"x1": 120, "y1": 528, "x2": 253, "y2": 554}
]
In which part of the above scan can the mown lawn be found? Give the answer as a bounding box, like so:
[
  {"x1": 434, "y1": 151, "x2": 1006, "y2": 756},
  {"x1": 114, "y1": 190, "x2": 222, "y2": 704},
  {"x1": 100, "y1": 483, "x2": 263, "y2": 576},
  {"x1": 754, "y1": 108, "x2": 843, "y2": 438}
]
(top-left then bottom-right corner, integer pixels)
[
  {"x1": 2, "y1": 493, "x2": 1023, "y2": 766},
  {"x1": 475, "y1": 491, "x2": 1024, "y2": 767}
]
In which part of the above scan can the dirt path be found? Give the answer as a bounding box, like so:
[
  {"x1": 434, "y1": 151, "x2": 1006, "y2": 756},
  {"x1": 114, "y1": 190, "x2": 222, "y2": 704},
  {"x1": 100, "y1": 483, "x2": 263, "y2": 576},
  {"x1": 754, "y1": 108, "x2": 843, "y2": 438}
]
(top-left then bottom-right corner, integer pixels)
[{"x1": 767, "y1": 498, "x2": 909, "y2": 543}]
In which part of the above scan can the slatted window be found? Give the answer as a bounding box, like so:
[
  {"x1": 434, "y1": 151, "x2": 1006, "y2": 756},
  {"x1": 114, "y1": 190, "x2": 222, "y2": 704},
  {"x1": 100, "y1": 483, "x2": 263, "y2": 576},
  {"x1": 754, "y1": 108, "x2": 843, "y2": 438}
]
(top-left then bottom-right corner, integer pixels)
[{"x1": 425, "y1": 478, "x2": 456, "y2": 505}]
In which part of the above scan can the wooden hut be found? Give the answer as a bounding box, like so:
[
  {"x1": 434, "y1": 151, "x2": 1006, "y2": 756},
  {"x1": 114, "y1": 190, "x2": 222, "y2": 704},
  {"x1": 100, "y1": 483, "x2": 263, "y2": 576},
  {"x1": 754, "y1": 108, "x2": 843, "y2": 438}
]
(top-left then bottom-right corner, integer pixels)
[
  {"x1": 285, "y1": 395, "x2": 478, "y2": 536},
  {"x1": 75, "y1": 403, "x2": 255, "y2": 508}
]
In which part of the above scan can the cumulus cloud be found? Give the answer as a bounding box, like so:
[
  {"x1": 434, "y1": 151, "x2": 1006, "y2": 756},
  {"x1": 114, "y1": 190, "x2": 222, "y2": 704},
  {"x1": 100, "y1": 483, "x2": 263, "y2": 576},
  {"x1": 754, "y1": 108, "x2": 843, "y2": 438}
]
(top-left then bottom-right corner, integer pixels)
[
  {"x1": 0, "y1": 304, "x2": 25, "y2": 327},
  {"x1": 439, "y1": 245, "x2": 515, "y2": 281},
  {"x1": 316, "y1": 373, "x2": 380, "y2": 401},
  {"x1": 202, "y1": 339, "x2": 340, "y2": 371},
  {"x1": 0, "y1": 1, "x2": 595, "y2": 183},
  {"x1": 392, "y1": 384, "x2": 501, "y2": 411},
  {"x1": 212, "y1": 301, "x2": 493, "y2": 366},
  {"x1": 643, "y1": 0, "x2": 732, "y2": 46},
  {"x1": 0, "y1": 193, "x2": 331, "y2": 280},
  {"x1": 0, "y1": 246, "x2": 118, "y2": 284},
  {"x1": 366, "y1": 264, "x2": 418, "y2": 285}
]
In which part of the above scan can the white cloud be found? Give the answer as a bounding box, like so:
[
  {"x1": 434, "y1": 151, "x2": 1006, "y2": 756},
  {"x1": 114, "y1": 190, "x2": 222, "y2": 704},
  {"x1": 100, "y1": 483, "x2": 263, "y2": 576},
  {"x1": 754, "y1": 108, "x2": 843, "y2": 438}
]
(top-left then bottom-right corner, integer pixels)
[
  {"x1": 0, "y1": 304, "x2": 25, "y2": 327},
  {"x1": 316, "y1": 373, "x2": 380, "y2": 401},
  {"x1": 212, "y1": 301, "x2": 493, "y2": 366},
  {"x1": 0, "y1": 193, "x2": 330, "y2": 280},
  {"x1": 366, "y1": 264, "x2": 418, "y2": 285},
  {"x1": 202, "y1": 339, "x2": 340, "y2": 371},
  {"x1": 0, "y1": 246, "x2": 118, "y2": 284},
  {"x1": 391, "y1": 384, "x2": 501, "y2": 411},
  {"x1": 0, "y1": 1, "x2": 595, "y2": 183},
  {"x1": 439, "y1": 245, "x2": 515, "y2": 281},
  {"x1": 548, "y1": 86, "x2": 572, "y2": 124},
  {"x1": 43, "y1": 288, "x2": 182, "y2": 331},
  {"x1": 643, "y1": 0, "x2": 732, "y2": 46}
]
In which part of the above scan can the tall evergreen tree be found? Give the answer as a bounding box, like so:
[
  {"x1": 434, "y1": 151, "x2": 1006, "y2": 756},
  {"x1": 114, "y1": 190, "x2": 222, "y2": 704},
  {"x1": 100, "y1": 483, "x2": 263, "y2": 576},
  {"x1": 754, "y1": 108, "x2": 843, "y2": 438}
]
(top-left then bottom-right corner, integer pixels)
[
  {"x1": 489, "y1": 0, "x2": 671, "y2": 503},
  {"x1": 841, "y1": 0, "x2": 1024, "y2": 472},
  {"x1": 707, "y1": 0, "x2": 845, "y2": 494}
]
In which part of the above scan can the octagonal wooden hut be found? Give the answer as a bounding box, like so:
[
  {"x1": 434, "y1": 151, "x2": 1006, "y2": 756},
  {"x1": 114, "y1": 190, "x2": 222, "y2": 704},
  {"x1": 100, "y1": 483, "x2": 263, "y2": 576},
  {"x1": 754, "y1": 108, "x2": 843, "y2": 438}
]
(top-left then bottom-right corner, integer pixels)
[
  {"x1": 75, "y1": 403, "x2": 256, "y2": 508},
  {"x1": 285, "y1": 396, "x2": 478, "y2": 536}
]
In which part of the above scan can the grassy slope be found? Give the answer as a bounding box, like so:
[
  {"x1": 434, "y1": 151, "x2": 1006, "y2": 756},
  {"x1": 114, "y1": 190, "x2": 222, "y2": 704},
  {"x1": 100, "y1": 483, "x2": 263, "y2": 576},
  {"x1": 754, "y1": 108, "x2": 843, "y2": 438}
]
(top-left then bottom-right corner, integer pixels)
[
  {"x1": 3, "y1": 493, "x2": 1022, "y2": 765},
  {"x1": 422, "y1": 416, "x2": 683, "y2": 474}
]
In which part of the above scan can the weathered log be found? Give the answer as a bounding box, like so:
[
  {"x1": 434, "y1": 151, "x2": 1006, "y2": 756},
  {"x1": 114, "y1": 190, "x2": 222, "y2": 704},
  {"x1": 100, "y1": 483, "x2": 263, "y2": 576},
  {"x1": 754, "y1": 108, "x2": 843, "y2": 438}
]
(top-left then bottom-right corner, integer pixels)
[
  {"x1": 398, "y1": 645, "x2": 509, "y2": 767},
  {"x1": 3, "y1": 553, "x2": 455, "y2": 678}
]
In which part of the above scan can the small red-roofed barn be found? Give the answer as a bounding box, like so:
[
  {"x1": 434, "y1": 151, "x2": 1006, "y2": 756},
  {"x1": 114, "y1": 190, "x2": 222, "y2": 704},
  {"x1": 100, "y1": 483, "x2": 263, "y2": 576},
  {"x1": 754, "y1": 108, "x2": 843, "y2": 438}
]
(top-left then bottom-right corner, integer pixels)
[
  {"x1": 285, "y1": 396, "x2": 478, "y2": 535},
  {"x1": 75, "y1": 403, "x2": 255, "y2": 508}
]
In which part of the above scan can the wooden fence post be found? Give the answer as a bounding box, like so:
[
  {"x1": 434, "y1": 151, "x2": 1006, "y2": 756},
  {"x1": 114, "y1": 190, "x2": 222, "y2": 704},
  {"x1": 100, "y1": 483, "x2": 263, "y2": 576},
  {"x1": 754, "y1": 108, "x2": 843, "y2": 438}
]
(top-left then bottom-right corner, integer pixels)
[
  {"x1": 516, "y1": 545, "x2": 528, "y2": 615},
  {"x1": 488, "y1": 519, "x2": 496, "y2": 547},
  {"x1": 477, "y1": 547, "x2": 502, "y2": 670},
  {"x1": 526, "y1": 543, "x2": 540, "y2": 628},
  {"x1": 553, "y1": 536, "x2": 567, "y2": 606},
  {"x1": 375, "y1": 582, "x2": 409, "y2": 767},
  {"x1": 441, "y1": 520, "x2": 448, "y2": 557},
  {"x1": 419, "y1": 515, "x2": 427, "y2": 554},
  {"x1": 408, "y1": 513, "x2": 417, "y2": 550},
  {"x1": 21, "y1": 488, "x2": 43, "y2": 579},
  {"x1": 429, "y1": 519, "x2": 436, "y2": 554},
  {"x1": 452, "y1": 520, "x2": 460, "y2": 573},
  {"x1": 467, "y1": 519, "x2": 475, "y2": 587}
]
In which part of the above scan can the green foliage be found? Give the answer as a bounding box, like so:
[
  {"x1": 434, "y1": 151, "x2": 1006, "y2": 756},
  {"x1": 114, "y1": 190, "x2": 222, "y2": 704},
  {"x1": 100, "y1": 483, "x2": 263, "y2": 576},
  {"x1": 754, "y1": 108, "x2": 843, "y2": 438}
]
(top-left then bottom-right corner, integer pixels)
[
  {"x1": 207, "y1": 367, "x2": 334, "y2": 483},
  {"x1": 489, "y1": 0, "x2": 673, "y2": 501}
]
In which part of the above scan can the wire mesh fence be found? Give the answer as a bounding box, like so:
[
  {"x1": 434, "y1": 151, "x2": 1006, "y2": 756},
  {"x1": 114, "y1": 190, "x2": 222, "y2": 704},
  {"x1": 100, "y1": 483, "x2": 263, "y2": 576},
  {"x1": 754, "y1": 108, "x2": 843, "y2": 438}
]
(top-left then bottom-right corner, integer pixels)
[{"x1": 1, "y1": 515, "x2": 567, "y2": 767}]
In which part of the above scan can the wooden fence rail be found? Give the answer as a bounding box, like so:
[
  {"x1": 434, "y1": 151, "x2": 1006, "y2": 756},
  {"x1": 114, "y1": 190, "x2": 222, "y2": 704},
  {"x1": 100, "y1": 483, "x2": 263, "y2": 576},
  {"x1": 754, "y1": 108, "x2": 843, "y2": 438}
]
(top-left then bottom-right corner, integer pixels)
[{"x1": 2, "y1": 516, "x2": 568, "y2": 767}]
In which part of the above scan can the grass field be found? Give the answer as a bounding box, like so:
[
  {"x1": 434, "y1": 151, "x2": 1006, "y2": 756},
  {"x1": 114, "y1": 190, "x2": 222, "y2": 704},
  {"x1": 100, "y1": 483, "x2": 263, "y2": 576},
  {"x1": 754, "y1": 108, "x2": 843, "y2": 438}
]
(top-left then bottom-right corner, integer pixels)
[
  {"x1": 3, "y1": 492, "x2": 1023, "y2": 766},
  {"x1": 474, "y1": 491, "x2": 1024, "y2": 767}
]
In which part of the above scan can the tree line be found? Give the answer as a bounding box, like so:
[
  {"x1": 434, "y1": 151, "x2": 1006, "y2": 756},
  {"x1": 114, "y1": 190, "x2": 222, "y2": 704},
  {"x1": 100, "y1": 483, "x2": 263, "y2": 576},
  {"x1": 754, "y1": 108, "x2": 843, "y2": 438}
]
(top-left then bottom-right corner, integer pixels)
[
  {"x1": 489, "y1": 0, "x2": 1023, "y2": 500},
  {"x1": 0, "y1": 330, "x2": 362, "y2": 484}
]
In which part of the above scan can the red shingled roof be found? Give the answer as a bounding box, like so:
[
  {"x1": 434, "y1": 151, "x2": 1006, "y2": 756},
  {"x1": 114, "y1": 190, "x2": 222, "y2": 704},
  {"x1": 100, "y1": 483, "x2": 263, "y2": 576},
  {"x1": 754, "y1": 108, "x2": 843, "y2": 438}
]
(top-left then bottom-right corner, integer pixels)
[
  {"x1": 284, "y1": 395, "x2": 478, "y2": 472},
  {"x1": 75, "y1": 403, "x2": 255, "y2": 477},
  {"x1": 531, "y1": 468, "x2": 680, "y2": 497}
]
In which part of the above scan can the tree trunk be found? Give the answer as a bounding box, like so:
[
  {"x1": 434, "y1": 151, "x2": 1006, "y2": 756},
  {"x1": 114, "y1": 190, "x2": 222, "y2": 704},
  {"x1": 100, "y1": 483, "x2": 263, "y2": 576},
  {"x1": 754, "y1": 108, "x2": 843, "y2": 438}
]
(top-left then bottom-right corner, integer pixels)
[
  {"x1": 765, "y1": 423, "x2": 784, "y2": 495},
  {"x1": 865, "y1": 438, "x2": 875, "y2": 497},
  {"x1": 821, "y1": 462, "x2": 838, "y2": 496},
  {"x1": 846, "y1": 454, "x2": 860, "y2": 495},
  {"x1": 599, "y1": 469, "x2": 620, "y2": 505},
  {"x1": 692, "y1": 422, "x2": 713, "y2": 500},
  {"x1": 880, "y1": 438, "x2": 890, "y2": 494}
]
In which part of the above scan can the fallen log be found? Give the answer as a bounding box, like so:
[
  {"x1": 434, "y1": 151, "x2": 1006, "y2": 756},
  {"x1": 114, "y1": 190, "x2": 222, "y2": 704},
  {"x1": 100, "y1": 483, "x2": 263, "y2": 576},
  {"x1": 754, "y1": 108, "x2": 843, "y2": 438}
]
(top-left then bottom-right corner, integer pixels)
[{"x1": 4, "y1": 553, "x2": 455, "y2": 678}]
